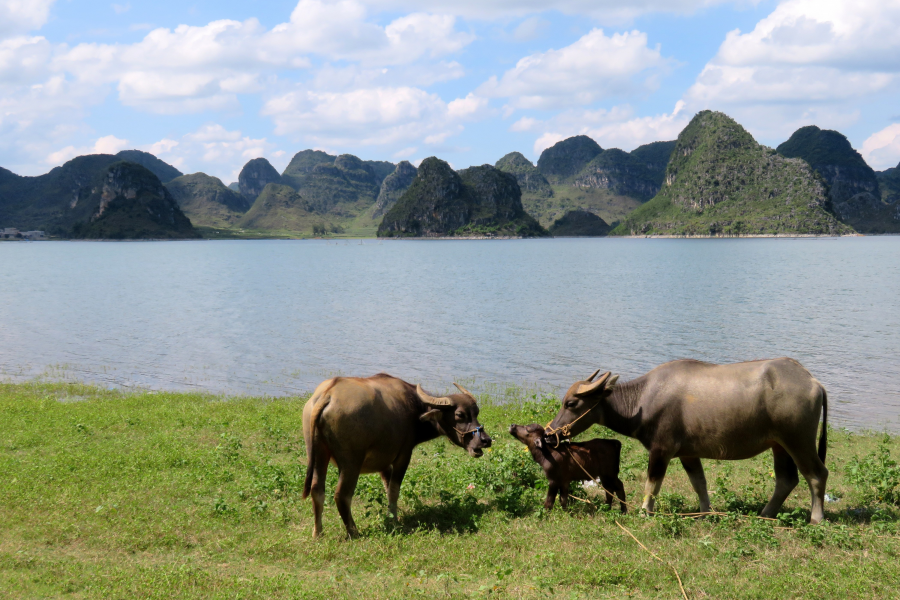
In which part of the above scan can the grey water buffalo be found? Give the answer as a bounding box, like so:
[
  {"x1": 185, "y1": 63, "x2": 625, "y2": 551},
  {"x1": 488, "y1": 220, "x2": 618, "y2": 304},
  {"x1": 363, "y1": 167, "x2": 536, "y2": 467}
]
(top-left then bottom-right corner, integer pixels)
[
  {"x1": 509, "y1": 423, "x2": 627, "y2": 512},
  {"x1": 546, "y1": 358, "x2": 829, "y2": 523},
  {"x1": 302, "y1": 373, "x2": 492, "y2": 539}
]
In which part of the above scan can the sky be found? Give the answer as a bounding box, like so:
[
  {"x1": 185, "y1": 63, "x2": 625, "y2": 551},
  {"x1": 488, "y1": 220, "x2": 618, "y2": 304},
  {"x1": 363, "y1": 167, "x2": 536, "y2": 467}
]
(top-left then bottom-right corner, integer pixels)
[{"x1": 2, "y1": 0, "x2": 900, "y2": 183}]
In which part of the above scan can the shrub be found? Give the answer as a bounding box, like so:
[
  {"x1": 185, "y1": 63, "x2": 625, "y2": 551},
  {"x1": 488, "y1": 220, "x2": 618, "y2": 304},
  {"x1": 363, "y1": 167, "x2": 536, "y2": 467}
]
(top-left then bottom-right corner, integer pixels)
[{"x1": 845, "y1": 435, "x2": 900, "y2": 505}]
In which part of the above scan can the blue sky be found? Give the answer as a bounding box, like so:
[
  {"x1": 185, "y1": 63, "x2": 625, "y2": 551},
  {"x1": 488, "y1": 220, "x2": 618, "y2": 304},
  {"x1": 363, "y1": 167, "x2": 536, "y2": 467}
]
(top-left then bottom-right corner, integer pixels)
[{"x1": 2, "y1": 0, "x2": 900, "y2": 183}]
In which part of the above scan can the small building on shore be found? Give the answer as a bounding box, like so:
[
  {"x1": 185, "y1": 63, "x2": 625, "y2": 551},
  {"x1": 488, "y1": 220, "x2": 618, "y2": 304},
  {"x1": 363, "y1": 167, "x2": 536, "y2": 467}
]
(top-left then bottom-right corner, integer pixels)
[{"x1": 1, "y1": 228, "x2": 47, "y2": 240}]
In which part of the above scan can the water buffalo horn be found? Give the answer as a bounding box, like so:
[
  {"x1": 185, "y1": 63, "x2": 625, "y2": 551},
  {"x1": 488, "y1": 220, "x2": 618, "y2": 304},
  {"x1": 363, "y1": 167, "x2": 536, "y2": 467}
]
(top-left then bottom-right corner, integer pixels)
[
  {"x1": 575, "y1": 371, "x2": 612, "y2": 397},
  {"x1": 416, "y1": 384, "x2": 452, "y2": 406},
  {"x1": 585, "y1": 369, "x2": 602, "y2": 382},
  {"x1": 453, "y1": 382, "x2": 477, "y2": 400}
]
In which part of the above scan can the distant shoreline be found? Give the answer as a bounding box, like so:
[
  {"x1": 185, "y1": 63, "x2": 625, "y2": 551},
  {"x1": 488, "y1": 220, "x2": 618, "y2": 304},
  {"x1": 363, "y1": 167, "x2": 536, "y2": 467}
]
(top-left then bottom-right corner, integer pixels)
[{"x1": 7, "y1": 233, "x2": 900, "y2": 242}]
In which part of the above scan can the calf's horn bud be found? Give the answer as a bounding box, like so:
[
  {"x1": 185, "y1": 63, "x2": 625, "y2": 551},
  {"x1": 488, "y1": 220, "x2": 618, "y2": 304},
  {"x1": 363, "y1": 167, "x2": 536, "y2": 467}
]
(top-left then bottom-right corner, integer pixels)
[
  {"x1": 417, "y1": 384, "x2": 452, "y2": 406},
  {"x1": 453, "y1": 382, "x2": 477, "y2": 401}
]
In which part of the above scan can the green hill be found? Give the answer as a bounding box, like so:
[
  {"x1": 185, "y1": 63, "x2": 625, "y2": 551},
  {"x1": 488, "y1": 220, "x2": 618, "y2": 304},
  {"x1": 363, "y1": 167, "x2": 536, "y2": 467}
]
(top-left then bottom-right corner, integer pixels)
[
  {"x1": 573, "y1": 149, "x2": 660, "y2": 201},
  {"x1": 238, "y1": 183, "x2": 313, "y2": 233},
  {"x1": 114, "y1": 150, "x2": 183, "y2": 183},
  {"x1": 548, "y1": 210, "x2": 611, "y2": 236},
  {"x1": 378, "y1": 158, "x2": 547, "y2": 237},
  {"x1": 495, "y1": 152, "x2": 552, "y2": 197},
  {"x1": 0, "y1": 154, "x2": 193, "y2": 238},
  {"x1": 629, "y1": 140, "x2": 677, "y2": 186},
  {"x1": 71, "y1": 162, "x2": 199, "y2": 239},
  {"x1": 612, "y1": 111, "x2": 851, "y2": 236},
  {"x1": 537, "y1": 136, "x2": 603, "y2": 182},
  {"x1": 238, "y1": 158, "x2": 282, "y2": 205},
  {"x1": 517, "y1": 137, "x2": 676, "y2": 228},
  {"x1": 166, "y1": 173, "x2": 249, "y2": 229},
  {"x1": 777, "y1": 126, "x2": 897, "y2": 233}
]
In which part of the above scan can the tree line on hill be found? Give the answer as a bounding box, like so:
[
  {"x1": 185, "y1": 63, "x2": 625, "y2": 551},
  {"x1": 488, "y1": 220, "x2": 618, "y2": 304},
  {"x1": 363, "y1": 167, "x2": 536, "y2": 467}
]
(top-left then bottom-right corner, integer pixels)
[{"x1": 1, "y1": 111, "x2": 898, "y2": 239}]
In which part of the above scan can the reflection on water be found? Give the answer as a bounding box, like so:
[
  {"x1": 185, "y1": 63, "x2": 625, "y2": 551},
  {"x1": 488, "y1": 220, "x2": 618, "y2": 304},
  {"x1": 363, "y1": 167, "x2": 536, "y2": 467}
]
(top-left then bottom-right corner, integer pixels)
[{"x1": 1, "y1": 237, "x2": 898, "y2": 431}]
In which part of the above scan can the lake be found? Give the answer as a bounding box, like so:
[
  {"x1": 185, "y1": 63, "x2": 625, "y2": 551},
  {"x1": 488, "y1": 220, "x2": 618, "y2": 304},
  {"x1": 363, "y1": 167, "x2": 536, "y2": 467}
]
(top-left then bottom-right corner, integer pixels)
[{"x1": 1, "y1": 237, "x2": 898, "y2": 431}]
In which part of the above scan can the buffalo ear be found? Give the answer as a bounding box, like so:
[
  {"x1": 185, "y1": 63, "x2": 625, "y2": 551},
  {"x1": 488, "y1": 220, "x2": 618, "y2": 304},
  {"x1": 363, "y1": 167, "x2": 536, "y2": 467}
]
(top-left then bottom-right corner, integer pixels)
[
  {"x1": 420, "y1": 408, "x2": 443, "y2": 422},
  {"x1": 534, "y1": 437, "x2": 544, "y2": 450}
]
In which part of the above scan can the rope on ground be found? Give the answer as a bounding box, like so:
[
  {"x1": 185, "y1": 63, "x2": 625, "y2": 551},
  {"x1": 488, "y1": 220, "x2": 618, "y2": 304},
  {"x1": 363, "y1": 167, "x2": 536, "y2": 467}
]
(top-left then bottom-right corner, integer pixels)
[{"x1": 615, "y1": 520, "x2": 689, "y2": 600}]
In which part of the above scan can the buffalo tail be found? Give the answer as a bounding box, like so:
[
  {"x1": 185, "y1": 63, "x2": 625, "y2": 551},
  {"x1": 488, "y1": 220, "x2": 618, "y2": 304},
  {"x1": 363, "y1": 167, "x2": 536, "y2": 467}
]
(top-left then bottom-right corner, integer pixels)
[
  {"x1": 302, "y1": 393, "x2": 331, "y2": 500},
  {"x1": 818, "y1": 387, "x2": 828, "y2": 463}
]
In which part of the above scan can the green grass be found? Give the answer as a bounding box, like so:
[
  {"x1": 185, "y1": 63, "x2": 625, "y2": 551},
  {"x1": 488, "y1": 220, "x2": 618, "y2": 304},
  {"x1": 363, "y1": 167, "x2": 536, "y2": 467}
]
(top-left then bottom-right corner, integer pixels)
[{"x1": 2, "y1": 382, "x2": 899, "y2": 598}]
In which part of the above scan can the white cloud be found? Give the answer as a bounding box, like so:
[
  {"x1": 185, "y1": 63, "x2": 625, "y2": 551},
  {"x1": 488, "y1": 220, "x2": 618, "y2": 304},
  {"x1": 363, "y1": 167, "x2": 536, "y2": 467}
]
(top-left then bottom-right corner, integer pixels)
[
  {"x1": 861, "y1": 123, "x2": 900, "y2": 171},
  {"x1": 265, "y1": 0, "x2": 473, "y2": 66},
  {"x1": 40, "y1": 1, "x2": 473, "y2": 115},
  {"x1": 511, "y1": 17, "x2": 549, "y2": 42},
  {"x1": 684, "y1": 0, "x2": 900, "y2": 140},
  {"x1": 359, "y1": 0, "x2": 752, "y2": 22},
  {"x1": 45, "y1": 134, "x2": 129, "y2": 166},
  {"x1": 111, "y1": 3, "x2": 130, "y2": 15},
  {"x1": 146, "y1": 124, "x2": 277, "y2": 182},
  {"x1": 447, "y1": 93, "x2": 490, "y2": 120},
  {"x1": 311, "y1": 61, "x2": 465, "y2": 91},
  {"x1": 263, "y1": 86, "x2": 470, "y2": 147},
  {"x1": 477, "y1": 29, "x2": 672, "y2": 110},
  {"x1": 0, "y1": 0, "x2": 56, "y2": 39}
]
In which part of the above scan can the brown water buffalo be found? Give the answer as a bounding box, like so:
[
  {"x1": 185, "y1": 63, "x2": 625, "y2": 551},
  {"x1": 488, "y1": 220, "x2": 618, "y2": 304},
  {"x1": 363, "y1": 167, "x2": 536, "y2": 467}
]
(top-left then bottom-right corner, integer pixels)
[
  {"x1": 546, "y1": 358, "x2": 829, "y2": 523},
  {"x1": 302, "y1": 373, "x2": 492, "y2": 539},
  {"x1": 509, "y1": 423, "x2": 627, "y2": 512}
]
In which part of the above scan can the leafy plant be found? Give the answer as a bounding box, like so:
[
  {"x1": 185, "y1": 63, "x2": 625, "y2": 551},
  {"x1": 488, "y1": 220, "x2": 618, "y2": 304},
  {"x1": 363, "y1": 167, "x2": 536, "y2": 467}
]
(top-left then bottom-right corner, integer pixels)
[{"x1": 845, "y1": 436, "x2": 900, "y2": 505}]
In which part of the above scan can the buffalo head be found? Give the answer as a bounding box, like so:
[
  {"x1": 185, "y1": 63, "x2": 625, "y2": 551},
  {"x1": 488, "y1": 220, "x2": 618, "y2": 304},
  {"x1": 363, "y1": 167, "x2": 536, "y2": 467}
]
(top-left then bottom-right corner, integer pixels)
[
  {"x1": 547, "y1": 369, "x2": 619, "y2": 439},
  {"x1": 508, "y1": 423, "x2": 547, "y2": 450},
  {"x1": 417, "y1": 383, "x2": 492, "y2": 457}
]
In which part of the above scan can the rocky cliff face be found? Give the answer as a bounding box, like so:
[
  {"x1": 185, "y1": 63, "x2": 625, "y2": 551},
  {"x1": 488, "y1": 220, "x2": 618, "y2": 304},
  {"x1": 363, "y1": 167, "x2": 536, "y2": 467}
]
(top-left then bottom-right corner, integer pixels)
[
  {"x1": 573, "y1": 149, "x2": 660, "y2": 201},
  {"x1": 879, "y1": 162, "x2": 900, "y2": 204},
  {"x1": 495, "y1": 152, "x2": 552, "y2": 197},
  {"x1": 537, "y1": 135, "x2": 603, "y2": 183},
  {"x1": 72, "y1": 162, "x2": 199, "y2": 239},
  {"x1": 239, "y1": 158, "x2": 282, "y2": 204},
  {"x1": 458, "y1": 165, "x2": 531, "y2": 225},
  {"x1": 777, "y1": 126, "x2": 896, "y2": 232},
  {"x1": 548, "y1": 210, "x2": 611, "y2": 236},
  {"x1": 373, "y1": 161, "x2": 417, "y2": 218},
  {"x1": 613, "y1": 111, "x2": 850, "y2": 236},
  {"x1": 167, "y1": 173, "x2": 249, "y2": 228},
  {"x1": 378, "y1": 158, "x2": 546, "y2": 237}
]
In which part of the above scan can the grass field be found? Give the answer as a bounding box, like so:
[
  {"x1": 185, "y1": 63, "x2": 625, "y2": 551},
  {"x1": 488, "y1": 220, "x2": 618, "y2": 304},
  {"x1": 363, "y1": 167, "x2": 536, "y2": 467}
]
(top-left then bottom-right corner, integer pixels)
[{"x1": 1, "y1": 382, "x2": 899, "y2": 599}]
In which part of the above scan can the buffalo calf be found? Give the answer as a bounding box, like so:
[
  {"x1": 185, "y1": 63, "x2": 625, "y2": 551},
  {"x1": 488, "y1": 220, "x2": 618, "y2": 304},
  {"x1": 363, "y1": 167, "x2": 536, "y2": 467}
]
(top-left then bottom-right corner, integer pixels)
[{"x1": 509, "y1": 423, "x2": 627, "y2": 512}]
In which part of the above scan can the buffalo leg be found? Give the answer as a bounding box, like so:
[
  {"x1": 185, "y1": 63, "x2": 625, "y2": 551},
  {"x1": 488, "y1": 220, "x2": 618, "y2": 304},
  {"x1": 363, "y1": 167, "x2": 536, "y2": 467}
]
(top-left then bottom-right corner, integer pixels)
[
  {"x1": 597, "y1": 476, "x2": 614, "y2": 508},
  {"x1": 544, "y1": 484, "x2": 559, "y2": 510},
  {"x1": 386, "y1": 453, "x2": 412, "y2": 518},
  {"x1": 760, "y1": 444, "x2": 799, "y2": 519},
  {"x1": 309, "y1": 445, "x2": 332, "y2": 539},
  {"x1": 334, "y1": 466, "x2": 362, "y2": 539},
  {"x1": 379, "y1": 466, "x2": 393, "y2": 496},
  {"x1": 559, "y1": 484, "x2": 570, "y2": 509},
  {"x1": 642, "y1": 449, "x2": 670, "y2": 514},
  {"x1": 680, "y1": 457, "x2": 710, "y2": 513},
  {"x1": 601, "y1": 475, "x2": 628, "y2": 513},
  {"x1": 789, "y1": 446, "x2": 829, "y2": 524}
]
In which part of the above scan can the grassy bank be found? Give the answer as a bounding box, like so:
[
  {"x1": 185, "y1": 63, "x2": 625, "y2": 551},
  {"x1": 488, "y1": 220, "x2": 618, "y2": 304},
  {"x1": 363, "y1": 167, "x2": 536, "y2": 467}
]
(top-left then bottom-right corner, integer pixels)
[{"x1": 1, "y1": 382, "x2": 899, "y2": 599}]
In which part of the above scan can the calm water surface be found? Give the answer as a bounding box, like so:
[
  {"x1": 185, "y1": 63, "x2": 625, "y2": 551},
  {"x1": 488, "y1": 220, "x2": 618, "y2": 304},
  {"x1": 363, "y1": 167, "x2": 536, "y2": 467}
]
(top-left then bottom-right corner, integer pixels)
[{"x1": 1, "y1": 237, "x2": 898, "y2": 431}]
